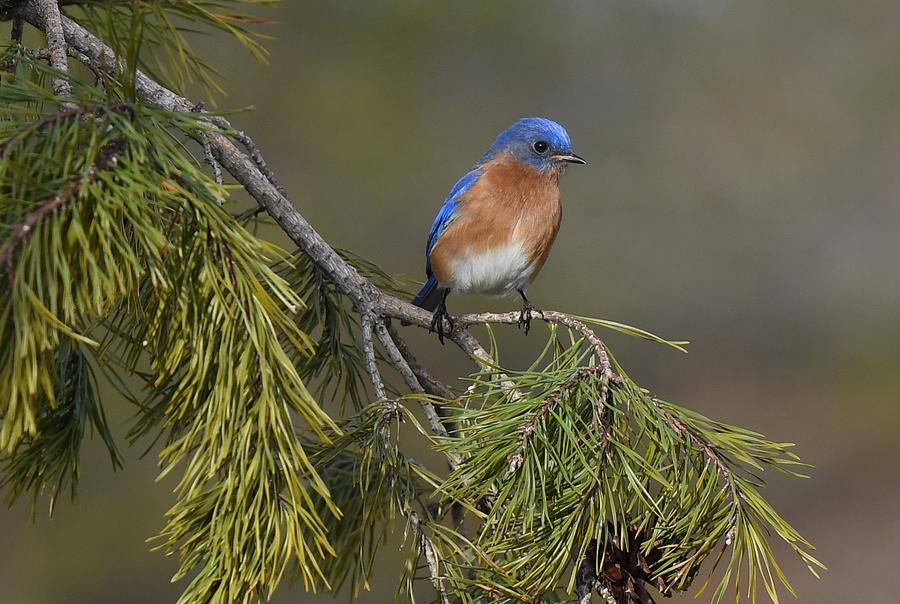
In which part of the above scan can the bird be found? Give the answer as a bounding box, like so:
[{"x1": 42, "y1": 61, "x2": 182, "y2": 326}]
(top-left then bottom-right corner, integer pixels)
[{"x1": 411, "y1": 117, "x2": 585, "y2": 342}]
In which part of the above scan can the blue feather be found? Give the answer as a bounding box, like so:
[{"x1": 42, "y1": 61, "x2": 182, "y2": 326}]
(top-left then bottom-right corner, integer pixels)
[
  {"x1": 484, "y1": 118, "x2": 573, "y2": 163},
  {"x1": 424, "y1": 166, "x2": 484, "y2": 275}
]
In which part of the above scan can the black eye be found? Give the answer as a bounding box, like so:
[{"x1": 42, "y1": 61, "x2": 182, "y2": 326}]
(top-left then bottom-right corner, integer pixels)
[{"x1": 532, "y1": 141, "x2": 549, "y2": 154}]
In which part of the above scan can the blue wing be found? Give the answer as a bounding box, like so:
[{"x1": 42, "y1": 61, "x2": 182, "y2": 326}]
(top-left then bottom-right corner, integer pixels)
[{"x1": 424, "y1": 166, "x2": 483, "y2": 276}]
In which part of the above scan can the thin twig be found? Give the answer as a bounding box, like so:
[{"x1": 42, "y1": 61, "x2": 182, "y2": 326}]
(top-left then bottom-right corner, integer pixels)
[
  {"x1": 1, "y1": 189, "x2": 73, "y2": 278},
  {"x1": 222, "y1": 124, "x2": 287, "y2": 196},
  {"x1": 662, "y1": 406, "x2": 741, "y2": 527},
  {"x1": 409, "y1": 510, "x2": 451, "y2": 604},
  {"x1": 191, "y1": 103, "x2": 224, "y2": 201},
  {"x1": 661, "y1": 408, "x2": 732, "y2": 483},
  {"x1": 0, "y1": 138, "x2": 123, "y2": 279},
  {"x1": 658, "y1": 401, "x2": 741, "y2": 563},
  {"x1": 374, "y1": 321, "x2": 424, "y2": 396},
  {"x1": 383, "y1": 322, "x2": 465, "y2": 528},
  {"x1": 456, "y1": 310, "x2": 617, "y2": 386},
  {"x1": 376, "y1": 321, "x2": 447, "y2": 444},
  {"x1": 199, "y1": 133, "x2": 224, "y2": 204},
  {"x1": 22, "y1": 44, "x2": 102, "y2": 83},
  {"x1": 385, "y1": 321, "x2": 454, "y2": 400},
  {"x1": 374, "y1": 321, "x2": 461, "y2": 467},
  {"x1": 360, "y1": 314, "x2": 387, "y2": 402},
  {"x1": 204, "y1": 137, "x2": 224, "y2": 187},
  {"x1": 507, "y1": 366, "x2": 605, "y2": 473}
]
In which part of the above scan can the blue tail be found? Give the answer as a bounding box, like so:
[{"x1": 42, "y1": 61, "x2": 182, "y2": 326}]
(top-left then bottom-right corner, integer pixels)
[{"x1": 412, "y1": 275, "x2": 443, "y2": 311}]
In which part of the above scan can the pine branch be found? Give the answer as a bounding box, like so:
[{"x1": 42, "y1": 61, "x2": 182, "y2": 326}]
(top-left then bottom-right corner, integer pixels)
[
  {"x1": 14, "y1": 5, "x2": 580, "y2": 382},
  {"x1": 507, "y1": 365, "x2": 606, "y2": 473},
  {"x1": 0, "y1": 82, "x2": 341, "y2": 600},
  {"x1": 14, "y1": 5, "x2": 534, "y2": 474},
  {"x1": 0, "y1": 109, "x2": 126, "y2": 277},
  {"x1": 410, "y1": 510, "x2": 452, "y2": 604},
  {"x1": 4, "y1": 6, "x2": 822, "y2": 604},
  {"x1": 1, "y1": 342, "x2": 121, "y2": 518}
]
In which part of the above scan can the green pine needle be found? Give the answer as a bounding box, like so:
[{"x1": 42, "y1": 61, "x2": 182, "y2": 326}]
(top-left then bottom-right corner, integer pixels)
[
  {"x1": 1, "y1": 56, "x2": 339, "y2": 602},
  {"x1": 0, "y1": 13, "x2": 822, "y2": 604},
  {"x1": 429, "y1": 325, "x2": 822, "y2": 603}
]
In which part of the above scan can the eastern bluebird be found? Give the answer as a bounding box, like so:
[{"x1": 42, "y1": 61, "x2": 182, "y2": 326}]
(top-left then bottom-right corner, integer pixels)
[{"x1": 411, "y1": 117, "x2": 585, "y2": 341}]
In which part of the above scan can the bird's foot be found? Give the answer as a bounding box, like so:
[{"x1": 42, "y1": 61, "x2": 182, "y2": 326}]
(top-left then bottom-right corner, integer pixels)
[
  {"x1": 429, "y1": 301, "x2": 454, "y2": 345},
  {"x1": 517, "y1": 301, "x2": 544, "y2": 335}
]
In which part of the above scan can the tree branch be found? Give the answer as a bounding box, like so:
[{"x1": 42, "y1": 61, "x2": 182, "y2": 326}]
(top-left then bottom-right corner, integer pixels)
[
  {"x1": 410, "y1": 510, "x2": 451, "y2": 604},
  {"x1": 16, "y1": 6, "x2": 621, "y2": 444},
  {"x1": 373, "y1": 320, "x2": 464, "y2": 472},
  {"x1": 385, "y1": 321, "x2": 454, "y2": 401},
  {"x1": 27, "y1": 0, "x2": 73, "y2": 101},
  {"x1": 3, "y1": 9, "x2": 820, "y2": 604},
  {"x1": 360, "y1": 314, "x2": 388, "y2": 403},
  {"x1": 455, "y1": 310, "x2": 617, "y2": 386}
]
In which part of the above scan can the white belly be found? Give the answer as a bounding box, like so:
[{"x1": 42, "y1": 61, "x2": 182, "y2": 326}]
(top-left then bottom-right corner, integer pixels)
[{"x1": 447, "y1": 239, "x2": 533, "y2": 295}]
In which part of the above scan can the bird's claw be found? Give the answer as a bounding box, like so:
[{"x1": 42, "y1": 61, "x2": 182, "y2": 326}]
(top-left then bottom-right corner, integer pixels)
[
  {"x1": 429, "y1": 303, "x2": 454, "y2": 345},
  {"x1": 517, "y1": 302, "x2": 543, "y2": 335}
]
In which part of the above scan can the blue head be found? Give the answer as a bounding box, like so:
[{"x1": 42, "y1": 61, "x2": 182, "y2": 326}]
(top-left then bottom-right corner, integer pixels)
[{"x1": 481, "y1": 117, "x2": 586, "y2": 173}]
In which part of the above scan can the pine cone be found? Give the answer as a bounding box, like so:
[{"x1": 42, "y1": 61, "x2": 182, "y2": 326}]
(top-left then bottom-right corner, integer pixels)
[{"x1": 589, "y1": 524, "x2": 672, "y2": 604}]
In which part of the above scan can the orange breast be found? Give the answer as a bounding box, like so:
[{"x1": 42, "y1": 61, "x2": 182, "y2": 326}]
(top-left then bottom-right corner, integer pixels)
[{"x1": 429, "y1": 154, "x2": 562, "y2": 287}]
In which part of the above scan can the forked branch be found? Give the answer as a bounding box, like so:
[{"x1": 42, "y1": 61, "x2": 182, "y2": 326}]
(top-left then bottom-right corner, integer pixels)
[
  {"x1": 2, "y1": 5, "x2": 820, "y2": 604},
  {"x1": 14, "y1": 4, "x2": 615, "y2": 404}
]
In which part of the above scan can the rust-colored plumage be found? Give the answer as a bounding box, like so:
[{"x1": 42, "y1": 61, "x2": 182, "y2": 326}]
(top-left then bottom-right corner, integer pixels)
[{"x1": 429, "y1": 153, "x2": 562, "y2": 292}]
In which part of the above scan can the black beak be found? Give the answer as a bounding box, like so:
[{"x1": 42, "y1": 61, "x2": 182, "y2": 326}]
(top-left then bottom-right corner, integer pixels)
[{"x1": 552, "y1": 152, "x2": 587, "y2": 165}]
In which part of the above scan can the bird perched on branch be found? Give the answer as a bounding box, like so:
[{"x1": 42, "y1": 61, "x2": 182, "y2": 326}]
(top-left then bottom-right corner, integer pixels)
[{"x1": 412, "y1": 117, "x2": 585, "y2": 342}]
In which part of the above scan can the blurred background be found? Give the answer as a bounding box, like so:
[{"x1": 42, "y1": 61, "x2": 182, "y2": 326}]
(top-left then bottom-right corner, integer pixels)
[{"x1": 2, "y1": 0, "x2": 899, "y2": 602}]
